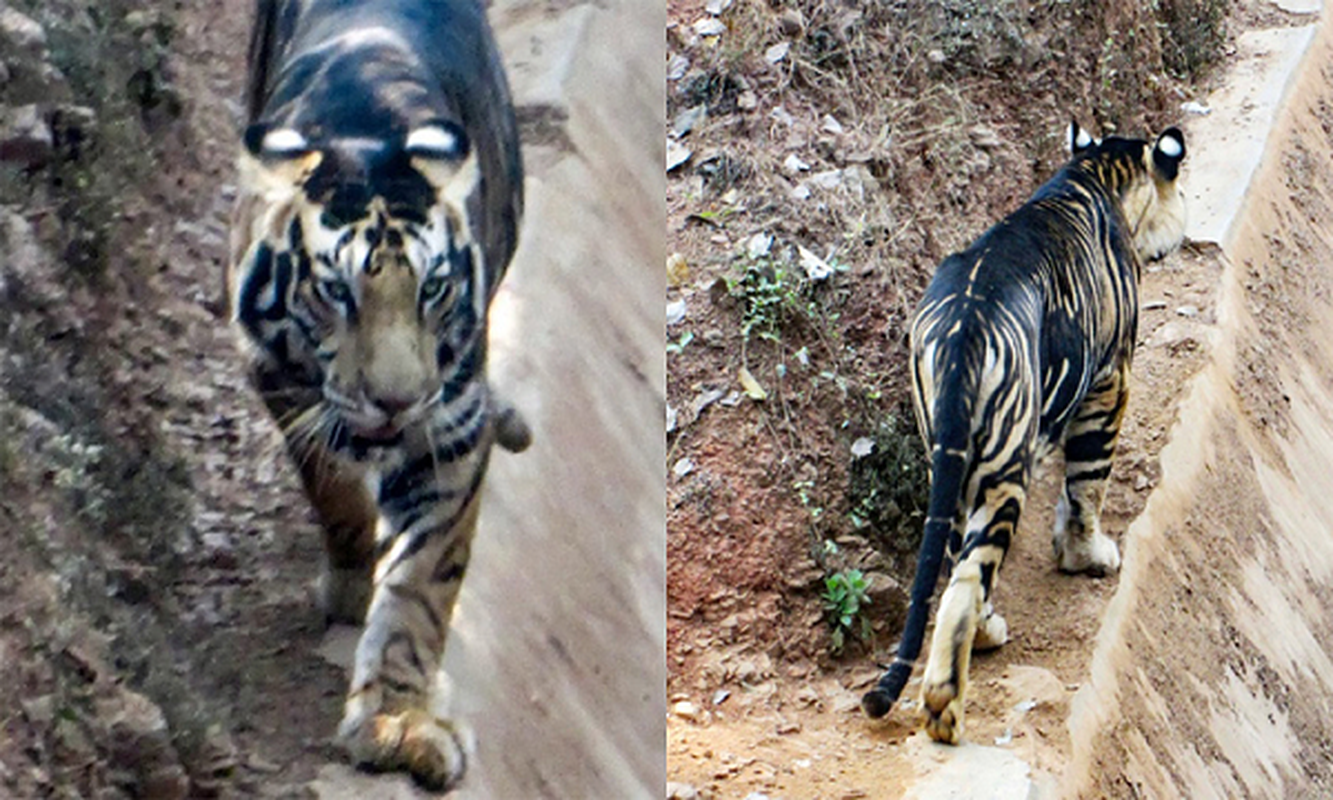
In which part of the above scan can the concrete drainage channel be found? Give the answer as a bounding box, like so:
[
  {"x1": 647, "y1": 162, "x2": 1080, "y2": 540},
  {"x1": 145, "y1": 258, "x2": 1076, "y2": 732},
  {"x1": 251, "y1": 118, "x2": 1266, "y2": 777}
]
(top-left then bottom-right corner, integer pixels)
[{"x1": 902, "y1": 2, "x2": 1333, "y2": 797}]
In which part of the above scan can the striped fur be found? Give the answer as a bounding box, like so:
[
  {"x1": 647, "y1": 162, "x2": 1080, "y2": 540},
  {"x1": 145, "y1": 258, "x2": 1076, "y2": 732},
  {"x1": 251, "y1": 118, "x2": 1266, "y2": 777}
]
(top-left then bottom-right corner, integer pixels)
[
  {"x1": 861, "y1": 123, "x2": 1186, "y2": 743},
  {"x1": 226, "y1": 0, "x2": 527, "y2": 789}
]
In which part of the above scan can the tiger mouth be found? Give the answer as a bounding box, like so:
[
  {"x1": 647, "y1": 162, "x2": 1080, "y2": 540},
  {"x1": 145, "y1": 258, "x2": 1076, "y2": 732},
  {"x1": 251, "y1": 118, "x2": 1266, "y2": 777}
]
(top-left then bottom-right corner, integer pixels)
[{"x1": 349, "y1": 423, "x2": 404, "y2": 445}]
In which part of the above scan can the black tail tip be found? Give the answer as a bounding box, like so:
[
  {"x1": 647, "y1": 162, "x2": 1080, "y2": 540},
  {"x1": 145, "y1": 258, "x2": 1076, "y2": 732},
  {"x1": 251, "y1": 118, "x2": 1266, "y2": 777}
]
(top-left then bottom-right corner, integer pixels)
[{"x1": 861, "y1": 688, "x2": 894, "y2": 719}]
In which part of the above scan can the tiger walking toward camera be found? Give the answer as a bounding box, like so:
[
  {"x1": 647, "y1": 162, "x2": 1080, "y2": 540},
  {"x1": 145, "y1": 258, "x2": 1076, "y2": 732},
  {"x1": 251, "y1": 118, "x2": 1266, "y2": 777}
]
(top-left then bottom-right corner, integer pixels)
[
  {"x1": 227, "y1": 0, "x2": 529, "y2": 789},
  {"x1": 861, "y1": 122, "x2": 1187, "y2": 743}
]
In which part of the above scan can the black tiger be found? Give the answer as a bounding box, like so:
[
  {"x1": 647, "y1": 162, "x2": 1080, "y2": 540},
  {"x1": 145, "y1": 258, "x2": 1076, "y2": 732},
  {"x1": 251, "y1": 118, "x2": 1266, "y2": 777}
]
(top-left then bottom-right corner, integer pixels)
[
  {"x1": 861, "y1": 122, "x2": 1187, "y2": 743},
  {"x1": 226, "y1": 0, "x2": 529, "y2": 789}
]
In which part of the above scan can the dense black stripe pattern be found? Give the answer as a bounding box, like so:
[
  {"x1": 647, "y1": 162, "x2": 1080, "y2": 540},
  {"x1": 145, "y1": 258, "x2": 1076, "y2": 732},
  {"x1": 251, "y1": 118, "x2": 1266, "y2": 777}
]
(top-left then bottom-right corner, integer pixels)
[{"x1": 862, "y1": 126, "x2": 1185, "y2": 739}]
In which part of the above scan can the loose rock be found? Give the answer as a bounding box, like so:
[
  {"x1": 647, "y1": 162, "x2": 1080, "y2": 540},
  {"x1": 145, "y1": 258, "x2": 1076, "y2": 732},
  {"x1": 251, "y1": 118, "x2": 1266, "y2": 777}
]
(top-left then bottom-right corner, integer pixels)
[{"x1": 0, "y1": 104, "x2": 53, "y2": 167}]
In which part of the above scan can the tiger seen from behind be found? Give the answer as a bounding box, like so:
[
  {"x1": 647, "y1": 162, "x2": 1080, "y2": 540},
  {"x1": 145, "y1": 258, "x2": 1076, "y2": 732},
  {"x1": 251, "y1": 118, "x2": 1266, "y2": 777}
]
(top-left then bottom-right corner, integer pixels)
[
  {"x1": 861, "y1": 122, "x2": 1187, "y2": 744},
  {"x1": 226, "y1": 0, "x2": 529, "y2": 789}
]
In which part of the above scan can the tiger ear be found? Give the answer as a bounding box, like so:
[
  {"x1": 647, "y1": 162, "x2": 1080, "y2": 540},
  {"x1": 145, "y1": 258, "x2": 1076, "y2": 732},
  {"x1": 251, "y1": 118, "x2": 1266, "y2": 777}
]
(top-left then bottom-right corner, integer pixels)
[
  {"x1": 1152, "y1": 127, "x2": 1185, "y2": 181},
  {"x1": 405, "y1": 120, "x2": 470, "y2": 161},
  {"x1": 408, "y1": 120, "x2": 480, "y2": 217},
  {"x1": 239, "y1": 123, "x2": 324, "y2": 198},
  {"x1": 1069, "y1": 120, "x2": 1095, "y2": 156}
]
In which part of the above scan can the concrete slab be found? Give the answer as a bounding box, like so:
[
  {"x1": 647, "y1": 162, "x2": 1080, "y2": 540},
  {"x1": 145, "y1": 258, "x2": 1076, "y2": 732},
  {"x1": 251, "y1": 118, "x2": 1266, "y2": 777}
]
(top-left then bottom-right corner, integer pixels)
[{"x1": 1183, "y1": 24, "x2": 1318, "y2": 247}]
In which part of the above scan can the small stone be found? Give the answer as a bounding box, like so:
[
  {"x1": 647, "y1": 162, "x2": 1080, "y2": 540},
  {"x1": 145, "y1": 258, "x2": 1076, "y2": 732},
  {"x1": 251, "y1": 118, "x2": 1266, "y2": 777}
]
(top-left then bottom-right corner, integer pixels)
[
  {"x1": 821, "y1": 114, "x2": 844, "y2": 135},
  {"x1": 1176, "y1": 304, "x2": 1200, "y2": 317},
  {"x1": 969, "y1": 124, "x2": 1002, "y2": 149},
  {"x1": 778, "y1": 10, "x2": 805, "y2": 37},
  {"x1": 20, "y1": 695, "x2": 54, "y2": 726},
  {"x1": 747, "y1": 232, "x2": 772, "y2": 259},
  {"x1": 765, "y1": 42, "x2": 790, "y2": 64},
  {"x1": 667, "y1": 783, "x2": 700, "y2": 800},
  {"x1": 673, "y1": 457, "x2": 694, "y2": 478},
  {"x1": 667, "y1": 139, "x2": 693, "y2": 172},
  {"x1": 737, "y1": 90, "x2": 758, "y2": 110},
  {"x1": 0, "y1": 104, "x2": 53, "y2": 167},
  {"x1": 689, "y1": 387, "x2": 726, "y2": 422},
  {"x1": 1134, "y1": 473, "x2": 1151, "y2": 491},
  {"x1": 704, "y1": 0, "x2": 732, "y2": 14},
  {"x1": 927, "y1": 49, "x2": 947, "y2": 64},
  {"x1": 703, "y1": 329, "x2": 725, "y2": 348},
  {"x1": 809, "y1": 169, "x2": 842, "y2": 190},
  {"x1": 694, "y1": 17, "x2": 726, "y2": 37},
  {"x1": 99, "y1": 688, "x2": 189, "y2": 800},
  {"x1": 798, "y1": 245, "x2": 834, "y2": 280},
  {"x1": 667, "y1": 54, "x2": 690, "y2": 81},
  {"x1": 673, "y1": 104, "x2": 707, "y2": 137},
  {"x1": 0, "y1": 7, "x2": 47, "y2": 53},
  {"x1": 672, "y1": 700, "x2": 702, "y2": 722},
  {"x1": 1142, "y1": 300, "x2": 1167, "y2": 310},
  {"x1": 782, "y1": 153, "x2": 810, "y2": 175},
  {"x1": 791, "y1": 184, "x2": 811, "y2": 200},
  {"x1": 667, "y1": 299, "x2": 687, "y2": 326}
]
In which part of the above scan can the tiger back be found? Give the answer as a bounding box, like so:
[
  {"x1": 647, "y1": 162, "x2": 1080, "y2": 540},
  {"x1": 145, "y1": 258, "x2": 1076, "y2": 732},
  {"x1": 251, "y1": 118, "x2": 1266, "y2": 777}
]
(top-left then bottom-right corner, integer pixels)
[
  {"x1": 226, "y1": 0, "x2": 527, "y2": 789},
  {"x1": 861, "y1": 123, "x2": 1186, "y2": 744}
]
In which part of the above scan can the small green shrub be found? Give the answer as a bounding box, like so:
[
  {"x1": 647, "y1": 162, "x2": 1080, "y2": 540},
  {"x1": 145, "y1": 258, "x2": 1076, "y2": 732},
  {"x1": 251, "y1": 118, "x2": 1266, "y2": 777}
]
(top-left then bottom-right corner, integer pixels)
[
  {"x1": 730, "y1": 258, "x2": 803, "y2": 343},
  {"x1": 822, "y1": 569, "x2": 871, "y2": 654}
]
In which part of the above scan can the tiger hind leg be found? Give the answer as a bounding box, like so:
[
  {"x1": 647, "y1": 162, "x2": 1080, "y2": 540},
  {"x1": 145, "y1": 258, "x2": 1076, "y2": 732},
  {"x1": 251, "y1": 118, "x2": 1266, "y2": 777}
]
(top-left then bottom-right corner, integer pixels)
[
  {"x1": 337, "y1": 489, "x2": 480, "y2": 791},
  {"x1": 1053, "y1": 364, "x2": 1128, "y2": 576},
  {"x1": 922, "y1": 530, "x2": 1015, "y2": 743},
  {"x1": 921, "y1": 557, "x2": 986, "y2": 744}
]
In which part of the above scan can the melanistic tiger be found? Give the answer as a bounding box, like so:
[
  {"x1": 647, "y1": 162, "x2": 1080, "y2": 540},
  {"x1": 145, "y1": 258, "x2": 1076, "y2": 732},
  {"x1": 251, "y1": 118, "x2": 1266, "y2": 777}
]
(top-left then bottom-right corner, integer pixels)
[
  {"x1": 861, "y1": 122, "x2": 1186, "y2": 744},
  {"x1": 226, "y1": 0, "x2": 529, "y2": 789}
]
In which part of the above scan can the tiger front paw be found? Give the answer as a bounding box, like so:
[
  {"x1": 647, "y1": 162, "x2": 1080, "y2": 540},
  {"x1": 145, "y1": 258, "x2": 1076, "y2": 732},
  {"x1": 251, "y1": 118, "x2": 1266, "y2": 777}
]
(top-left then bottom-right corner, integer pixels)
[
  {"x1": 922, "y1": 680, "x2": 965, "y2": 744},
  {"x1": 338, "y1": 708, "x2": 474, "y2": 792}
]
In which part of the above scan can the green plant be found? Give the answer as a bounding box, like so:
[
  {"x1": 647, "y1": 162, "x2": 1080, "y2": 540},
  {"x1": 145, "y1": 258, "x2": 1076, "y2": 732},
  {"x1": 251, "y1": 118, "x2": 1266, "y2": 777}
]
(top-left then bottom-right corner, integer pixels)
[
  {"x1": 730, "y1": 258, "x2": 803, "y2": 343},
  {"x1": 822, "y1": 569, "x2": 872, "y2": 654}
]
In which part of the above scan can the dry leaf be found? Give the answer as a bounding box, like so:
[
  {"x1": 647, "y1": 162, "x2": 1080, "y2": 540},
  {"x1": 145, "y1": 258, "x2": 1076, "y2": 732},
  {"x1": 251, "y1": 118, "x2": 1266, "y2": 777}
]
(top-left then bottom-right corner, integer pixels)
[{"x1": 739, "y1": 366, "x2": 767, "y2": 401}]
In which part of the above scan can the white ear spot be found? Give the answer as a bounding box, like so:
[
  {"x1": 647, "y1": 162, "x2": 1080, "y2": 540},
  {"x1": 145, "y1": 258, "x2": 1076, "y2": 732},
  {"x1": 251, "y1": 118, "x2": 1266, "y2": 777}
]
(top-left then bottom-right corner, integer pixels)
[
  {"x1": 1156, "y1": 133, "x2": 1183, "y2": 158},
  {"x1": 406, "y1": 125, "x2": 462, "y2": 158},
  {"x1": 1070, "y1": 124, "x2": 1094, "y2": 153},
  {"x1": 262, "y1": 128, "x2": 310, "y2": 156}
]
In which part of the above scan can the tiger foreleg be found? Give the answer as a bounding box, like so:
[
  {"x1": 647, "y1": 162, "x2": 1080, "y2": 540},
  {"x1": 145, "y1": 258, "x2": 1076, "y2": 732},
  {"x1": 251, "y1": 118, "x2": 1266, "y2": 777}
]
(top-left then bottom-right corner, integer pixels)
[
  {"x1": 266, "y1": 389, "x2": 378, "y2": 626},
  {"x1": 1053, "y1": 365, "x2": 1128, "y2": 576},
  {"x1": 337, "y1": 490, "x2": 480, "y2": 791}
]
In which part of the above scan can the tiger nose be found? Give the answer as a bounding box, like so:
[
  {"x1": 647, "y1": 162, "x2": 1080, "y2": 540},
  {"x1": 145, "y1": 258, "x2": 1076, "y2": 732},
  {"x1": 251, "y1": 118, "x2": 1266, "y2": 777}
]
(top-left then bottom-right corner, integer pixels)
[{"x1": 371, "y1": 393, "x2": 417, "y2": 416}]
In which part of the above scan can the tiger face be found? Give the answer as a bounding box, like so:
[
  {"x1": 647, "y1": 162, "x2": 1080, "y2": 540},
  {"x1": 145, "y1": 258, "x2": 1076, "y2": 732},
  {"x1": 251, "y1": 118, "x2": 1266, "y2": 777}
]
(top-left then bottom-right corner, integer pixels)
[
  {"x1": 231, "y1": 121, "x2": 485, "y2": 454},
  {"x1": 1069, "y1": 122, "x2": 1187, "y2": 262}
]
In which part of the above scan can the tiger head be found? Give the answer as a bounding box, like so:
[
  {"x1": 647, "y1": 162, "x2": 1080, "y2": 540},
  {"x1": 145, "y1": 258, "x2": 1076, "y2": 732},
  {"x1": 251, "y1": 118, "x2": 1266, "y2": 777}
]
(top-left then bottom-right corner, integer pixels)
[
  {"x1": 1068, "y1": 122, "x2": 1187, "y2": 262},
  {"x1": 231, "y1": 120, "x2": 488, "y2": 452}
]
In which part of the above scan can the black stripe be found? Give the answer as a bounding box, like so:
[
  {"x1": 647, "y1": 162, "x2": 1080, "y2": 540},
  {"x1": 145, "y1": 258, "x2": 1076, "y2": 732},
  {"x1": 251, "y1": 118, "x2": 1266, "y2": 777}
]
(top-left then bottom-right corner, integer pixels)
[
  {"x1": 236, "y1": 242, "x2": 275, "y2": 337},
  {"x1": 1065, "y1": 464, "x2": 1112, "y2": 484},
  {"x1": 377, "y1": 456, "x2": 488, "y2": 570},
  {"x1": 385, "y1": 586, "x2": 443, "y2": 641}
]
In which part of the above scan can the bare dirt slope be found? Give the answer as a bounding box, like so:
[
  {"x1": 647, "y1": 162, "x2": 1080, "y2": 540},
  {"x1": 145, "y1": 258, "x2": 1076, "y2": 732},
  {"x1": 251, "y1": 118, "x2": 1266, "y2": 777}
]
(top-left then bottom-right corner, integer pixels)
[
  {"x1": 666, "y1": 0, "x2": 1333, "y2": 797},
  {"x1": 0, "y1": 0, "x2": 663, "y2": 797}
]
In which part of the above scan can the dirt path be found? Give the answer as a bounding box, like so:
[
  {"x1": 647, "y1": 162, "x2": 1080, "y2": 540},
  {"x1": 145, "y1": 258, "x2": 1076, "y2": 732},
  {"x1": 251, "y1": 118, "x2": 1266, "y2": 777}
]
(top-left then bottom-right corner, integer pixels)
[{"x1": 666, "y1": 2, "x2": 1330, "y2": 797}]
